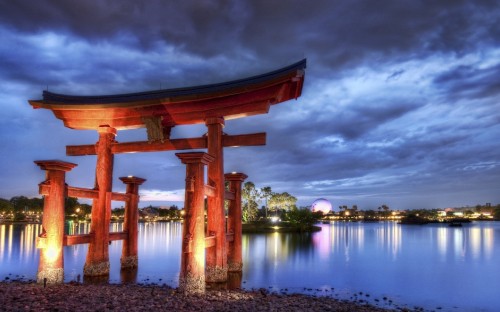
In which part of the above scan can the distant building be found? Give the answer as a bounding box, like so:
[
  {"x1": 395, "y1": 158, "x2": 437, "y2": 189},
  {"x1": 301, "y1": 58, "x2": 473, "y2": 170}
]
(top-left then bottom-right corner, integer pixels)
[{"x1": 140, "y1": 207, "x2": 159, "y2": 220}]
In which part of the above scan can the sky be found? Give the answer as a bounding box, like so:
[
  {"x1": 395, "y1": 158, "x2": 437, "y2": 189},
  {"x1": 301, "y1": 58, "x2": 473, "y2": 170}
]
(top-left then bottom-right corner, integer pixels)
[{"x1": 1, "y1": 0, "x2": 499, "y2": 210}]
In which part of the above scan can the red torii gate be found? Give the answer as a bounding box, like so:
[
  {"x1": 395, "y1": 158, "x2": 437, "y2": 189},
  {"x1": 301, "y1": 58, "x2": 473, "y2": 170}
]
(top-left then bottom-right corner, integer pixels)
[{"x1": 29, "y1": 59, "x2": 306, "y2": 293}]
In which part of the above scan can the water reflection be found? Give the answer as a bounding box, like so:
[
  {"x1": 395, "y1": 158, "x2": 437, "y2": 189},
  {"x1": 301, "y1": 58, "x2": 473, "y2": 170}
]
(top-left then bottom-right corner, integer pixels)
[
  {"x1": 0, "y1": 223, "x2": 42, "y2": 268},
  {"x1": 433, "y1": 224, "x2": 495, "y2": 262},
  {"x1": 1, "y1": 221, "x2": 500, "y2": 311},
  {"x1": 66, "y1": 221, "x2": 92, "y2": 235},
  {"x1": 312, "y1": 222, "x2": 402, "y2": 262}
]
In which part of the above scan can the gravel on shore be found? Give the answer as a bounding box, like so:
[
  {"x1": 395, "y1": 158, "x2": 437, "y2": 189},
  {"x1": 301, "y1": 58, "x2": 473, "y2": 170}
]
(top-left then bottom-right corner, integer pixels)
[{"x1": 0, "y1": 281, "x2": 397, "y2": 312}]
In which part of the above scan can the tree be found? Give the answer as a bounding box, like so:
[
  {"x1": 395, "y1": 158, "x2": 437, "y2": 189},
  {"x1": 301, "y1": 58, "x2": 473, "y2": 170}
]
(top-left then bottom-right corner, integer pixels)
[
  {"x1": 242, "y1": 182, "x2": 260, "y2": 222},
  {"x1": 493, "y1": 207, "x2": 500, "y2": 221},
  {"x1": 260, "y1": 186, "x2": 272, "y2": 219},
  {"x1": 268, "y1": 192, "x2": 297, "y2": 214},
  {"x1": 381, "y1": 204, "x2": 390, "y2": 218},
  {"x1": 65, "y1": 197, "x2": 79, "y2": 215},
  {"x1": 340, "y1": 205, "x2": 348, "y2": 217},
  {"x1": 364, "y1": 210, "x2": 377, "y2": 219},
  {"x1": 10, "y1": 196, "x2": 43, "y2": 213},
  {"x1": 352, "y1": 205, "x2": 359, "y2": 217},
  {"x1": 0, "y1": 198, "x2": 13, "y2": 213},
  {"x1": 10, "y1": 196, "x2": 31, "y2": 211},
  {"x1": 112, "y1": 207, "x2": 125, "y2": 218},
  {"x1": 79, "y1": 203, "x2": 92, "y2": 216},
  {"x1": 284, "y1": 207, "x2": 322, "y2": 231}
]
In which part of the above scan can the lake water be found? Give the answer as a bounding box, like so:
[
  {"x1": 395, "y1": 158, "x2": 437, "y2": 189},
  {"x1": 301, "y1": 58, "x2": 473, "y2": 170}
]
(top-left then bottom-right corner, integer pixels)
[{"x1": 1, "y1": 221, "x2": 499, "y2": 311}]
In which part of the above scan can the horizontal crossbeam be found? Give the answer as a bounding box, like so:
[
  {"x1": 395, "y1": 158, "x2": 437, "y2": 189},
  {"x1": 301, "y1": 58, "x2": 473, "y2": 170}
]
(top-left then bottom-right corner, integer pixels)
[
  {"x1": 64, "y1": 233, "x2": 92, "y2": 246},
  {"x1": 66, "y1": 133, "x2": 266, "y2": 156},
  {"x1": 62, "y1": 231, "x2": 128, "y2": 246},
  {"x1": 183, "y1": 233, "x2": 235, "y2": 253},
  {"x1": 38, "y1": 185, "x2": 130, "y2": 202}
]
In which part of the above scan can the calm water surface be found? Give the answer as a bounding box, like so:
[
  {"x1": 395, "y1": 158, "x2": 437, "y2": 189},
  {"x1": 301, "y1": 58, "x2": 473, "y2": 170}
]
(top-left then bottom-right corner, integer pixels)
[{"x1": 1, "y1": 221, "x2": 499, "y2": 311}]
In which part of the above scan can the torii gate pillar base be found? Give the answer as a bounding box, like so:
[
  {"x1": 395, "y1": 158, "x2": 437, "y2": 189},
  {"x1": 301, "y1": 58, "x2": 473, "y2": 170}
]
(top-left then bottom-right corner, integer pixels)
[
  {"x1": 206, "y1": 267, "x2": 228, "y2": 284},
  {"x1": 225, "y1": 172, "x2": 247, "y2": 273},
  {"x1": 177, "y1": 152, "x2": 215, "y2": 294},
  {"x1": 35, "y1": 160, "x2": 77, "y2": 285},
  {"x1": 37, "y1": 268, "x2": 64, "y2": 285},
  {"x1": 121, "y1": 256, "x2": 138, "y2": 269},
  {"x1": 119, "y1": 176, "x2": 146, "y2": 270},
  {"x1": 83, "y1": 262, "x2": 110, "y2": 277}
]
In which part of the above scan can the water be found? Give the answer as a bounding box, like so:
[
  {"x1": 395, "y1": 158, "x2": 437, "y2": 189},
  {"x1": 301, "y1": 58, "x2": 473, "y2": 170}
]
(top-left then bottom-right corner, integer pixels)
[{"x1": 1, "y1": 221, "x2": 499, "y2": 311}]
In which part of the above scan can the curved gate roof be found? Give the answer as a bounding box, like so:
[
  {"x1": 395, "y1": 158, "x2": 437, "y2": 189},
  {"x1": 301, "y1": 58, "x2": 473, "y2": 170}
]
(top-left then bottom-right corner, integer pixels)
[{"x1": 29, "y1": 59, "x2": 306, "y2": 130}]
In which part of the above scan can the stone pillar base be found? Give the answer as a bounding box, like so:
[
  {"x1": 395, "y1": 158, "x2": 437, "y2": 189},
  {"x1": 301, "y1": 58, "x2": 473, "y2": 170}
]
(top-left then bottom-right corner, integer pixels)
[
  {"x1": 83, "y1": 261, "x2": 110, "y2": 276},
  {"x1": 228, "y1": 262, "x2": 243, "y2": 272},
  {"x1": 120, "y1": 256, "x2": 138, "y2": 270},
  {"x1": 37, "y1": 268, "x2": 64, "y2": 284},
  {"x1": 179, "y1": 275, "x2": 205, "y2": 294},
  {"x1": 205, "y1": 266, "x2": 227, "y2": 283}
]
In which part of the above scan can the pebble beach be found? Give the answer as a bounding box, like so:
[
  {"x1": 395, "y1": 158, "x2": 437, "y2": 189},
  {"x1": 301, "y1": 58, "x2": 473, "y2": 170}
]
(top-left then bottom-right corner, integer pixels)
[{"x1": 0, "y1": 282, "x2": 397, "y2": 312}]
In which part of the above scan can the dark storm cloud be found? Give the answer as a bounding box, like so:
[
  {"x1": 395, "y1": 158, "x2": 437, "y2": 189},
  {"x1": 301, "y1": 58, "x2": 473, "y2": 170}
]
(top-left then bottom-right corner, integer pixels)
[
  {"x1": 2, "y1": 1, "x2": 499, "y2": 71},
  {"x1": 433, "y1": 63, "x2": 500, "y2": 101},
  {"x1": 1, "y1": 0, "x2": 500, "y2": 209}
]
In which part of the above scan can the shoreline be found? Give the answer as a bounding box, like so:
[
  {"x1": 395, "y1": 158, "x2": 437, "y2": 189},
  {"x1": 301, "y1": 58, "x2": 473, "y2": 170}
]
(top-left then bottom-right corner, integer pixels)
[{"x1": 0, "y1": 281, "x2": 398, "y2": 312}]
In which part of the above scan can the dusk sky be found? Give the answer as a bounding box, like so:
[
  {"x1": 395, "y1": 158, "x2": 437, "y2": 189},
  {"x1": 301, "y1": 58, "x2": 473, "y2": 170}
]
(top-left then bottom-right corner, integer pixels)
[{"x1": 1, "y1": 1, "x2": 499, "y2": 210}]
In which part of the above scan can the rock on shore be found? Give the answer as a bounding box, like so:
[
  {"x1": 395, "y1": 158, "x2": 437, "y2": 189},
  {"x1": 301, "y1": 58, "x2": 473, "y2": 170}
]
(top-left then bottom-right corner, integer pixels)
[{"x1": 0, "y1": 282, "x2": 393, "y2": 312}]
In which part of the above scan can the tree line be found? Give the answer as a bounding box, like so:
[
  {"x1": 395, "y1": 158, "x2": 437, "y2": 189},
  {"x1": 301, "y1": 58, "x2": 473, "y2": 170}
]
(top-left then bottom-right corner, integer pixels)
[
  {"x1": 0, "y1": 196, "x2": 91, "y2": 220},
  {"x1": 241, "y1": 182, "x2": 300, "y2": 222}
]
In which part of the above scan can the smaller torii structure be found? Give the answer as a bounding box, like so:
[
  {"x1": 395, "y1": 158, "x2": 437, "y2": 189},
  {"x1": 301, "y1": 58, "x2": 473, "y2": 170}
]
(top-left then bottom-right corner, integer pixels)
[{"x1": 30, "y1": 59, "x2": 306, "y2": 293}]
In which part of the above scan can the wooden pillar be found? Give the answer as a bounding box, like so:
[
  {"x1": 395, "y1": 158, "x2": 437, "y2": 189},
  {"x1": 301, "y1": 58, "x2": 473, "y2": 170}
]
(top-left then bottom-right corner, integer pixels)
[
  {"x1": 176, "y1": 152, "x2": 214, "y2": 294},
  {"x1": 35, "y1": 160, "x2": 77, "y2": 284},
  {"x1": 119, "y1": 176, "x2": 146, "y2": 270},
  {"x1": 205, "y1": 117, "x2": 227, "y2": 282},
  {"x1": 84, "y1": 126, "x2": 116, "y2": 276},
  {"x1": 225, "y1": 172, "x2": 247, "y2": 272}
]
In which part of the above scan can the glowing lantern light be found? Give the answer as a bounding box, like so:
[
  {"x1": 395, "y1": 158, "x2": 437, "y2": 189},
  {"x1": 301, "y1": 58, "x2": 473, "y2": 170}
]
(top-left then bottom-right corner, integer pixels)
[{"x1": 311, "y1": 198, "x2": 332, "y2": 214}]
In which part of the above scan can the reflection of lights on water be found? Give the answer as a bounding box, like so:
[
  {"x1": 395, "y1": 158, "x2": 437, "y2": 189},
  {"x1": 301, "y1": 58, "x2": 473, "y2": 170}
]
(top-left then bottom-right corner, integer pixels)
[
  {"x1": 470, "y1": 228, "x2": 481, "y2": 259},
  {"x1": 483, "y1": 228, "x2": 493, "y2": 259},
  {"x1": 453, "y1": 229, "x2": 465, "y2": 259},
  {"x1": 437, "y1": 227, "x2": 447, "y2": 259},
  {"x1": 469, "y1": 227, "x2": 494, "y2": 260},
  {"x1": 273, "y1": 232, "x2": 279, "y2": 266},
  {"x1": 374, "y1": 222, "x2": 400, "y2": 259},
  {"x1": 0, "y1": 225, "x2": 5, "y2": 258},
  {"x1": 8, "y1": 225, "x2": 13, "y2": 261}
]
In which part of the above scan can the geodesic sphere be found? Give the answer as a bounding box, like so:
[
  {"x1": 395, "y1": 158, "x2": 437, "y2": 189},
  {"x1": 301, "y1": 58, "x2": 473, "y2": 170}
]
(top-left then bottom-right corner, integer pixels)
[{"x1": 311, "y1": 198, "x2": 332, "y2": 214}]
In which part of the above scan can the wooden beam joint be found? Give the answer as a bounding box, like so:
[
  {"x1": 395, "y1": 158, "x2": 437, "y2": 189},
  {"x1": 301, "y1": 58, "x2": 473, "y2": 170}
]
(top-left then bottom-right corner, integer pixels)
[
  {"x1": 204, "y1": 185, "x2": 216, "y2": 197},
  {"x1": 225, "y1": 190, "x2": 235, "y2": 201}
]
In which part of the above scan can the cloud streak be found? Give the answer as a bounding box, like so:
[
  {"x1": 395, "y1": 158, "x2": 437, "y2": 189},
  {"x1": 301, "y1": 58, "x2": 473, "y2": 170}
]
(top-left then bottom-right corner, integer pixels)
[{"x1": 0, "y1": 1, "x2": 499, "y2": 210}]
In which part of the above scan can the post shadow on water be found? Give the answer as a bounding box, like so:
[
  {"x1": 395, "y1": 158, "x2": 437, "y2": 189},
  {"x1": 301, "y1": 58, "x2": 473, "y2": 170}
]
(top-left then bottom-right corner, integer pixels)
[
  {"x1": 82, "y1": 268, "x2": 242, "y2": 290},
  {"x1": 82, "y1": 274, "x2": 109, "y2": 285},
  {"x1": 206, "y1": 272, "x2": 243, "y2": 290},
  {"x1": 82, "y1": 268, "x2": 138, "y2": 285},
  {"x1": 248, "y1": 231, "x2": 316, "y2": 278},
  {"x1": 120, "y1": 268, "x2": 138, "y2": 284}
]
